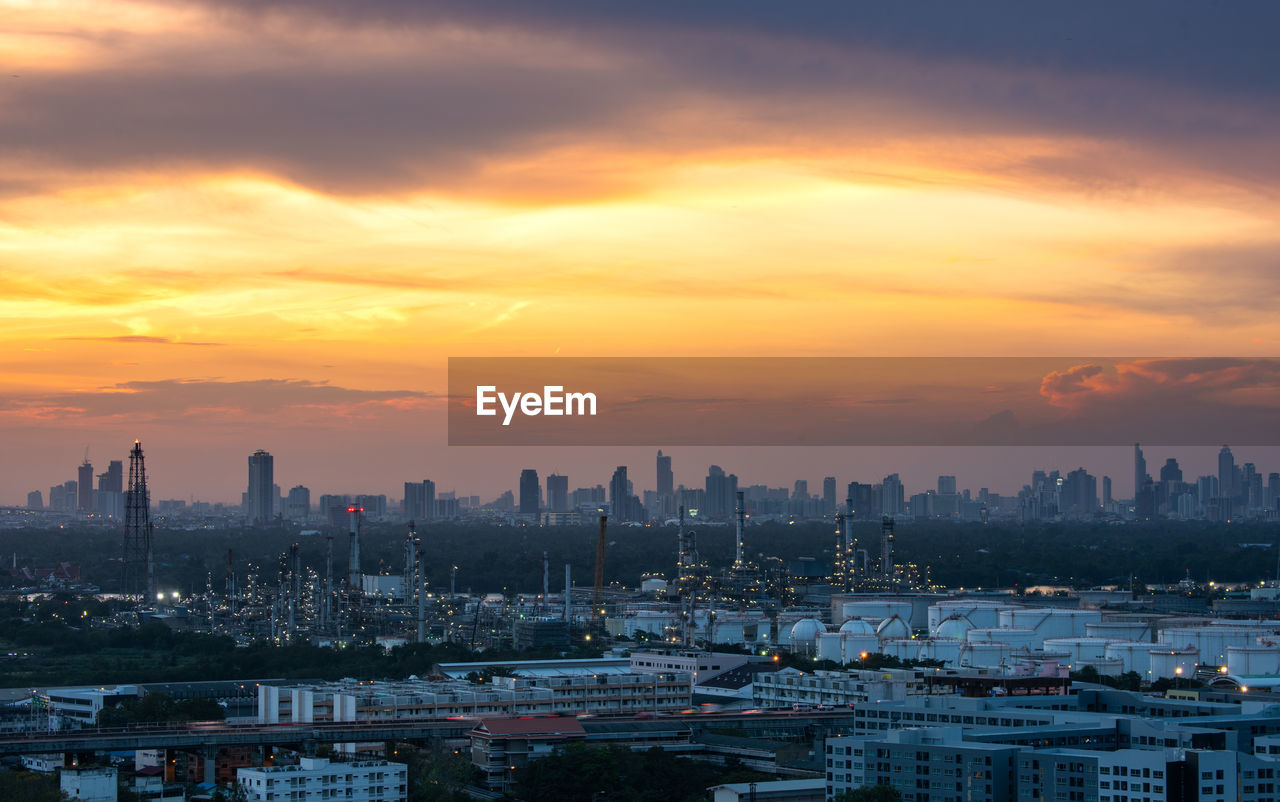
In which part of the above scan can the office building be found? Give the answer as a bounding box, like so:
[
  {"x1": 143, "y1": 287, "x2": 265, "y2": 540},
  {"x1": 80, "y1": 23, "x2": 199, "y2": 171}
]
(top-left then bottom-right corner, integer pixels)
[
  {"x1": 246, "y1": 450, "x2": 274, "y2": 525},
  {"x1": 519, "y1": 469, "x2": 540, "y2": 517},
  {"x1": 546, "y1": 473, "x2": 569, "y2": 512}
]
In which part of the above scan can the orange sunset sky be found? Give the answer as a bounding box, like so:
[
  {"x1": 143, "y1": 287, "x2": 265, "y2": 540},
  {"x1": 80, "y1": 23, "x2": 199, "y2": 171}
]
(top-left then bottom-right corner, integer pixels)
[{"x1": 2, "y1": 1, "x2": 1279, "y2": 503}]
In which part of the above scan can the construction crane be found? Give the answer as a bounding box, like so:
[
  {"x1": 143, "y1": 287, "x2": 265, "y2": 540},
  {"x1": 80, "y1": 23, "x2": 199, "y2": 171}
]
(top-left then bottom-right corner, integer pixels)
[{"x1": 592, "y1": 515, "x2": 608, "y2": 630}]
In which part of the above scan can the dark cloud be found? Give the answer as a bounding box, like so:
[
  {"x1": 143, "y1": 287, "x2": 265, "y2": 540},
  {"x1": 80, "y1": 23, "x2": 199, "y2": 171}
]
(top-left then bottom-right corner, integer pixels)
[{"x1": 0, "y1": 2, "x2": 1274, "y2": 199}]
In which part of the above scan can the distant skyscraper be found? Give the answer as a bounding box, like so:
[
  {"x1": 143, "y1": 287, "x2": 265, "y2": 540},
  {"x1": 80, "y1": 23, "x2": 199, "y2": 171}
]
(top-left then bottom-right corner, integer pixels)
[
  {"x1": 1218, "y1": 445, "x2": 1235, "y2": 499},
  {"x1": 1102, "y1": 476, "x2": 1112, "y2": 507},
  {"x1": 77, "y1": 460, "x2": 94, "y2": 512},
  {"x1": 286, "y1": 485, "x2": 310, "y2": 521},
  {"x1": 26, "y1": 490, "x2": 42, "y2": 510},
  {"x1": 1133, "y1": 443, "x2": 1147, "y2": 500},
  {"x1": 547, "y1": 474, "x2": 569, "y2": 512},
  {"x1": 881, "y1": 473, "x2": 904, "y2": 516},
  {"x1": 98, "y1": 460, "x2": 123, "y2": 494},
  {"x1": 656, "y1": 450, "x2": 673, "y2": 495},
  {"x1": 609, "y1": 466, "x2": 629, "y2": 516},
  {"x1": 247, "y1": 449, "x2": 274, "y2": 525},
  {"x1": 822, "y1": 476, "x2": 836, "y2": 517},
  {"x1": 937, "y1": 475, "x2": 957, "y2": 495},
  {"x1": 519, "y1": 469, "x2": 540, "y2": 517},
  {"x1": 704, "y1": 465, "x2": 738, "y2": 518},
  {"x1": 1159, "y1": 458, "x2": 1182, "y2": 483}
]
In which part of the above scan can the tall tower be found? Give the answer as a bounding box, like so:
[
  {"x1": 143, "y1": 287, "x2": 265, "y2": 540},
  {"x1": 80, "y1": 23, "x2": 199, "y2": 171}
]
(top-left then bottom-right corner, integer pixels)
[
  {"x1": 77, "y1": 458, "x2": 94, "y2": 512},
  {"x1": 1133, "y1": 443, "x2": 1146, "y2": 500},
  {"x1": 247, "y1": 450, "x2": 274, "y2": 525},
  {"x1": 123, "y1": 440, "x2": 154, "y2": 602}
]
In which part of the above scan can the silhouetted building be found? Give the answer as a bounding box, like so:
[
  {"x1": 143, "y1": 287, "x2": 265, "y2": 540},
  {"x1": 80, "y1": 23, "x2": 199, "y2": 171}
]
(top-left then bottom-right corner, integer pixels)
[
  {"x1": 286, "y1": 485, "x2": 310, "y2": 521},
  {"x1": 1218, "y1": 445, "x2": 1236, "y2": 500},
  {"x1": 247, "y1": 450, "x2": 274, "y2": 525},
  {"x1": 519, "y1": 469, "x2": 540, "y2": 517},
  {"x1": 97, "y1": 460, "x2": 123, "y2": 494},
  {"x1": 822, "y1": 476, "x2": 837, "y2": 517},
  {"x1": 77, "y1": 461, "x2": 94, "y2": 512},
  {"x1": 26, "y1": 490, "x2": 42, "y2": 510},
  {"x1": 546, "y1": 474, "x2": 569, "y2": 512}
]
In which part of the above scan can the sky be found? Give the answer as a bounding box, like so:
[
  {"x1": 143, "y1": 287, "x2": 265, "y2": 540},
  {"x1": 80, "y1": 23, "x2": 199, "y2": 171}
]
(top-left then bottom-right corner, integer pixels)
[{"x1": 2, "y1": 1, "x2": 1279, "y2": 504}]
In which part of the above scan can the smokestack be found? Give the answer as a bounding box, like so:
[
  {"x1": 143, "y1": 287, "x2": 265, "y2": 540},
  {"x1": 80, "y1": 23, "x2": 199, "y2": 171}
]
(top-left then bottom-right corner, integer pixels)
[
  {"x1": 734, "y1": 491, "x2": 745, "y2": 568},
  {"x1": 323, "y1": 533, "x2": 333, "y2": 629},
  {"x1": 347, "y1": 506, "x2": 362, "y2": 596},
  {"x1": 542, "y1": 551, "x2": 549, "y2": 606},
  {"x1": 564, "y1": 563, "x2": 571, "y2": 623},
  {"x1": 416, "y1": 537, "x2": 426, "y2": 644}
]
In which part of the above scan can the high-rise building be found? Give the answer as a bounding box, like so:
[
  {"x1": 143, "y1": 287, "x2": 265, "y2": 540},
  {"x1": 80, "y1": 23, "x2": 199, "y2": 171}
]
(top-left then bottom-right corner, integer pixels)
[
  {"x1": 937, "y1": 475, "x2": 957, "y2": 495},
  {"x1": 1133, "y1": 443, "x2": 1147, "y2": 500},
  {"x1": 656, "y1": 450, "x2": 673, "y2": 497},
  {"x1": 704, "y1": 465, "x2": 738, "y2": 518},
  {"x1": 1218, "y1": 445, "x2": 1235, "y2": 499},
  {"x1": 26, "y1": 490, "x2": 42, "y2": 510},
  {"x1": 1159, "y1": 458, "x2": 1182, "y2": 483},
  {"x1": 822, "y1": 476, "x2": 837, "y2": 517},
  {"x1": 247, "y1": 450, "x2": 274, "y2": 525},
  {"x1": 286, "y1": 485, "x2": 310, "y2": 521},
  {"x1": 518, "y1": 469, "x2": 540, "y2": 517},
  {"x1": 1102, "y1": 476, "x2": 1112, "y2": 507},
  {"x1": 1062, "y1": 467, "x2": 1097, "y2": 517},
  {"x1": 546, "y1": 474, "x2": 569, "y2": 512},
  {"x1": 881, "y1": 474, "x2": 904, "y2": 516},
  {"x1": 609, "y1": 466, "x2": 629, "y2": 517},
  {"x1": 404, "y1": 480, "x2": 438, "y2": 521},
  {"x1": 77, "y1": 460, "x2": 94, "y2": 512},
  {"x1": 97, "y1": 460, "x2": 123, "y2": 494}
]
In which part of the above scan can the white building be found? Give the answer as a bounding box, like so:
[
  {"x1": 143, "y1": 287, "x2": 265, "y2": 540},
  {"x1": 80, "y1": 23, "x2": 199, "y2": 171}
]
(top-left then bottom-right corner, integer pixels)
[
  {"x1": 237, "y1": 757, "x2": 407, "y2": 802},
  {"x1": 60, "y1": 766, "x2": 117, "y2": 802}
]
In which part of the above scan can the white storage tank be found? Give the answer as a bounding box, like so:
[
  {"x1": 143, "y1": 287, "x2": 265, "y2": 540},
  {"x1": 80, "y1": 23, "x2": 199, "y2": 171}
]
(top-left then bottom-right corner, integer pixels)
[
  {"x1": 968, "y1": 628, "x2": 1038, "y2": 650},
  {"x1": 934, "y1": 615, "x2": 975, "y2": 641},
  {"x1": 880, "y1": 638, "x2": 921, "y2": 662},
  {"x1": 960, "y1": 642, "x2": 1013, "y2": 669},
  {"x1": 1149, "y1": 647, "x2": 1198, "y2": 680},
  {"x1": 998, "y1": 608, "x2": 1102, "y2": 640},
  {"x1": 1159, "y1": 626, "x2": 1265, "y2": 666},
  {"x1": 1227, "y1": 645, "x2": 1280, "y2": 676},
  {"x1": 816, "y1": 632, "x2": 845, "y2": 663},
  {"x1": 876, "y1": 615, "x2": 911, "y2": 642},
  {"x1": 788, "y1": 618, "x2": 826, "y2": 655},
  {"x1": 1105, "y1": 642, "x2": 1154, "y2": 677},
  {"x1": 918, "y1": 638, "x2": 966, "y2": 666},
  {"x1": 839, "y1": 618, "x2": 877, "y2": 636},
  {"x1": 927, "y1": 601, "x2": 1009, "y2": 633},
  {"x1": 843, "y1": 600, "x2": 913, "y2": 625},
  {"x1": 1042, "y1": 637, "x2": 1110, "y2": 668},
  {"x1": 1087, "y1": 620, "x2": 1156, "y2": 642}
]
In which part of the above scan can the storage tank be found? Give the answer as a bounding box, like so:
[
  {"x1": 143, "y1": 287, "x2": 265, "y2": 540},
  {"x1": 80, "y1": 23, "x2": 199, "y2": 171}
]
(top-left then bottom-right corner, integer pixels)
[
  {"x1": 1159, "y1": 626, "x2": 1265, "y2": 666},
  {"x1": 998, "y1": 608, "x2": 1102, "y2": 640},
  {"x1": 875, "y1": 638, "x2": 917, "y2": 662},
  {"x1": 1148, "y1": 647, "x2": 1198, "y2": 679},
  {"x1": 1042, "y1": 637, "x2": 1110, "y2": 668},
  {"x1": 843, "y1": 600, "x2": 913, "y2": 625},
  {"x1": 918, "y1": 638, "x2": 966, "y2": 665},
  {"x1": 876, "y1": 615, "x2": 911, "y2": 642},
  {"x1": 935, "y1": 615, "x2": 974, "y2": 641},
  {"x1": 960, "y1": 642, "x2": 1013, "y2": 669},
  {"x1": 1086, "y1": 620, "x2": 1156, "y2": 642},
  {"x1": 817, "y1": 632, "x2": 880, "y2": 664},
  {"x1": 968, "y1": 628, "x2": 1038, "y2": 650},
  {"x1": 839, "y1": 618, "x2": 877, "y2": 636},
  {"x1": 1227, "y1": 645, "x2": 1280, "y2": 676},
  {"x1": 816, "y1": 632, "x2": 846, "y2": 663},
  {"x1": 788, "y1": 618, "x2": 826, "y2": 654},
  {"x1": 927, "y1": 601, "x2": 1009, "y2": 633},
  {"x1": 1105, "y1": 642, "x2": 1154, "y2": 677}
]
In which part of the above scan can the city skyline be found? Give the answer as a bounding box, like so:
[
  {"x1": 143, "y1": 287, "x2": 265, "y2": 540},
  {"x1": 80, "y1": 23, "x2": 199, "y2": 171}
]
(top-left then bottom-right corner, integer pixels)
[{"x1": 19, "y1": 442, "x2": 1280, "y2": 513}]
